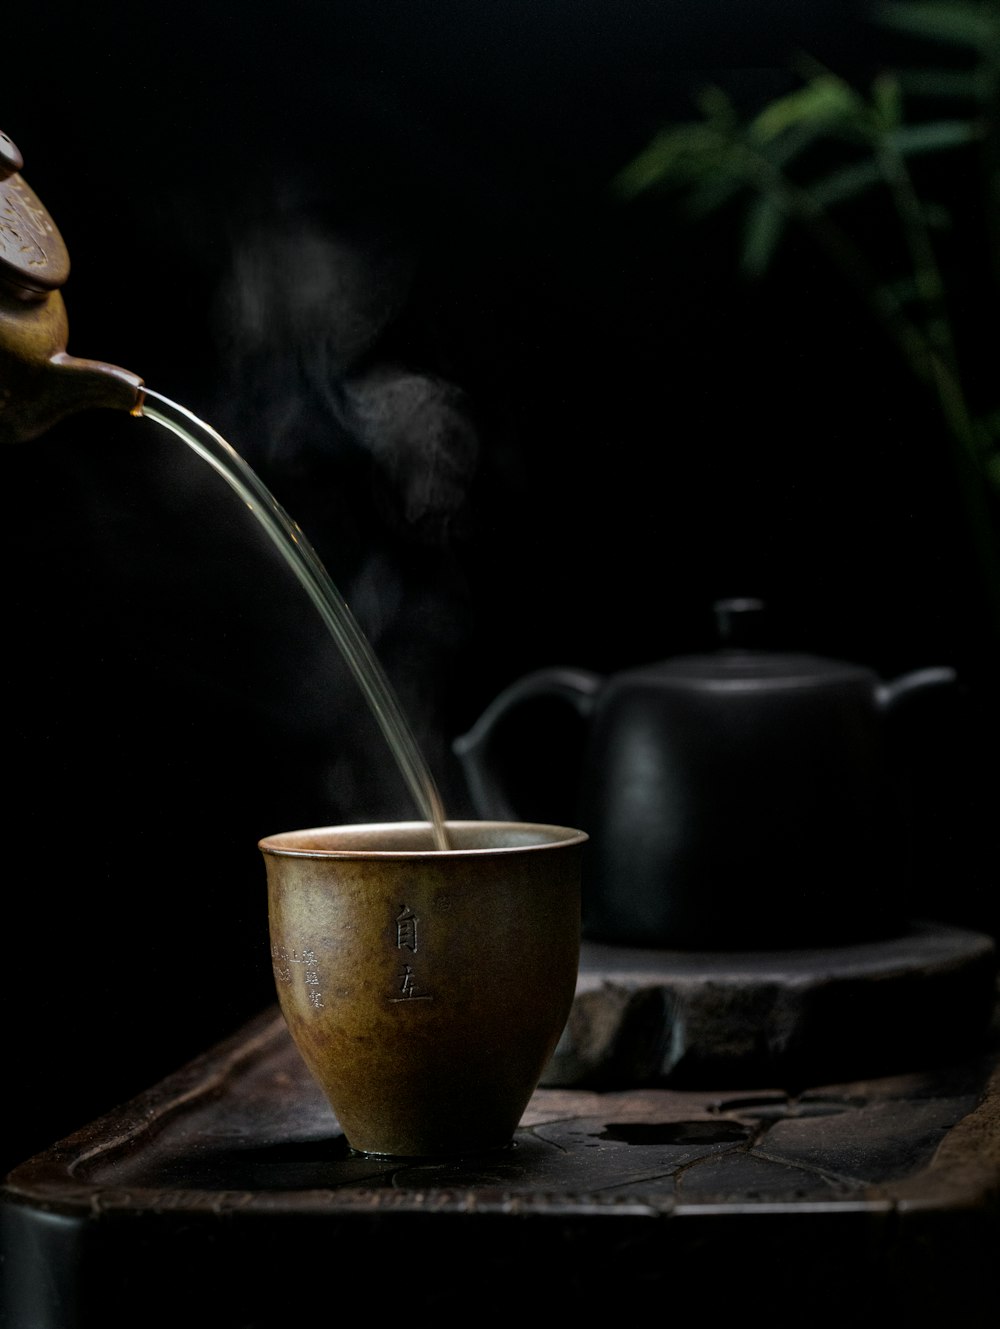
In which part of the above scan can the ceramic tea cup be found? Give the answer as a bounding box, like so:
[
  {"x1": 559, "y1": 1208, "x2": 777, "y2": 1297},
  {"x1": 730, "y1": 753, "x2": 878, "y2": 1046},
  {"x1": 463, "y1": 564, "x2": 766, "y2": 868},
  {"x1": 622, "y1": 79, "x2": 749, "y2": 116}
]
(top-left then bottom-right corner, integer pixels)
[{"x1": 259, "y1": 819, "x2": 587, "y2": 1159}]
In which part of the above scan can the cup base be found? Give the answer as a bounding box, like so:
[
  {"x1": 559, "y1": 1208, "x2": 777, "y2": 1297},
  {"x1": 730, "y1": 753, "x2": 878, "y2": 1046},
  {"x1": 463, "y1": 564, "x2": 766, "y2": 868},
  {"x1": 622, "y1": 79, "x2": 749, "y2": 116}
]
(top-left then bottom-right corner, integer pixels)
[{"x1": 347, "y1": 1138, "x2": 516, "y2": 1162}]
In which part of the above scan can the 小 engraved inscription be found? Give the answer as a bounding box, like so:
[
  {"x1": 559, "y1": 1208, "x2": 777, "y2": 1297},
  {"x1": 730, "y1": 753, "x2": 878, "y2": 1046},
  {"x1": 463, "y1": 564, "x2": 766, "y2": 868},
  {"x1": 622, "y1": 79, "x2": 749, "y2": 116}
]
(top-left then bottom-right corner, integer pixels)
[{"x1": 271, "y1": 942, "x2": 324, "y2": 1009}]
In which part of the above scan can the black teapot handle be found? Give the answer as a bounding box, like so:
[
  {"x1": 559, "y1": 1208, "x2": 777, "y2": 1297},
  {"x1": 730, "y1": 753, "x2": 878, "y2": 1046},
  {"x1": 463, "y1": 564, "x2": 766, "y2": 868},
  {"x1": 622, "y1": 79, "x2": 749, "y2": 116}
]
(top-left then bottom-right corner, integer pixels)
[{"x1": 452, "y1": 667, "x2": 602, "y2": 820}]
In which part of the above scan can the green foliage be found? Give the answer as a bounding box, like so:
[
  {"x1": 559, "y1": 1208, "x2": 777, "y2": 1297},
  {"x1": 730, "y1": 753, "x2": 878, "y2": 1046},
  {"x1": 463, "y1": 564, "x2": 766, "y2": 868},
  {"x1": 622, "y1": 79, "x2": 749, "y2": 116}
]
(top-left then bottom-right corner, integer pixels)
[
  {"x1": 871, "y1": 0, "x2": 997, "y2": 46},
  {"x1": 613, "y1": 0, "x2": 1000, "y2": 629}
]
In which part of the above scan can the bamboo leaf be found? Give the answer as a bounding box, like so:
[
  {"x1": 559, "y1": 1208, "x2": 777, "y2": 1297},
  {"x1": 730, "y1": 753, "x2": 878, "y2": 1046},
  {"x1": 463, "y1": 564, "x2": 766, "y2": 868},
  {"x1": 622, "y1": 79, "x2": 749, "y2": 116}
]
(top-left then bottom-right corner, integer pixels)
[
  {"x1": 740, "y1": 195, "x2": 787, "y2": 277},
  {"x1": 873, "y1": 73, "x2": 904, "y2": 130},
  {"x1": 611, "y1": 123, "x2": 730, "y2": 199},
  {"x1": 889, "y1": 118, "x2": 980, "y2": 153},
  {"x1": 695, "y1": 85, "x2": 738, "y2": 128},
  {"x1": 870, "y1": 0, "x2": 996, "y2": 49},
  {"x1": 810, "y1": 160, "x2": 885, "y2": 207},
  {"x1": 791, "y1": 119, "x2": 976, "y2": 217},
  {"x1": 750, "y1": 74, "x2": 868, "y2": 143},
  {"x1": 767, "y1": 119, "x2": 833, "y2": 167}
]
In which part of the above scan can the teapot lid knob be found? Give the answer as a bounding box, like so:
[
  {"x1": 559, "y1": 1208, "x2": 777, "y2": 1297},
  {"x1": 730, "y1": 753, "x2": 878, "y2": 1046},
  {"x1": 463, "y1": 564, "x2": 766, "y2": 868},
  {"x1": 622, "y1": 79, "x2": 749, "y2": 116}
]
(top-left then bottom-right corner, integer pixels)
[
  {"x1": 0, "y1": 131, "x2": 71, "y2": 297},
  {"x1": 713, "y1": 597, "x2": 767, "y2": 648}
]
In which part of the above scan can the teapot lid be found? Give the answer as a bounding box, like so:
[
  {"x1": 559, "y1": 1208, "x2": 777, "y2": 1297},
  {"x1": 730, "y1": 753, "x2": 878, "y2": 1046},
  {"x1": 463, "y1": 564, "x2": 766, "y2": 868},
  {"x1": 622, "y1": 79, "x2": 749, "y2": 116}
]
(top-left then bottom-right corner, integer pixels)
[
  {"x1": 634, "y1": 598, "x2": 875, "y2": 690},
  {"x1": 0, "y1": 131, "x2": 71, "y2": 297}
]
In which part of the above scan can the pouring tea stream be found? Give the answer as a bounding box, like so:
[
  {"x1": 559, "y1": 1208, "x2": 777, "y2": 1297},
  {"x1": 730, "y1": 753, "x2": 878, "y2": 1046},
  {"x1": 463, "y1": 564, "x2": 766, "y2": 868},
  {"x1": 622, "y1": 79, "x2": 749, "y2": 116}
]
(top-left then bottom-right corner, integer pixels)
[{"x1": 0, "y1": 131, "x2": 450, "y2": 848}]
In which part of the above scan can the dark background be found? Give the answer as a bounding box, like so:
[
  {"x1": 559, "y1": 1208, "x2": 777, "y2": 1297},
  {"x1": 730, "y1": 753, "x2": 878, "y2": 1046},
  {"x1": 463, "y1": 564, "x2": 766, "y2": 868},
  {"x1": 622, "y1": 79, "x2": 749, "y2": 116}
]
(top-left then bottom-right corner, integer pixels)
[{"x1": 3, "y1": 0, "x2": 999, "y2": 1171}]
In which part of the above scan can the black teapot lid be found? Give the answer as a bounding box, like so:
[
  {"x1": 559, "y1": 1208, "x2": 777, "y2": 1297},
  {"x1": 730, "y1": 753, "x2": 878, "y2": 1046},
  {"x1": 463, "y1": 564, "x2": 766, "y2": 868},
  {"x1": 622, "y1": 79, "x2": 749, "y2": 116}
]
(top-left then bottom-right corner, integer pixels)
[{"x1": 632, "y1": 598, "x2": 875, "y2": 690}]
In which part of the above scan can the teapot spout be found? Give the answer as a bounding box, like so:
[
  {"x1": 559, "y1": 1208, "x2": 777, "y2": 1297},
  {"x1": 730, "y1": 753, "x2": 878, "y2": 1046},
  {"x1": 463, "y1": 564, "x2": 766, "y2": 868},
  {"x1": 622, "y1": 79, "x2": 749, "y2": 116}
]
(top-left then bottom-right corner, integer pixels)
[
  {"x1": 45, "y1": 349, "x2": 145, "y2": 428},
  {"x1": 877, "y1": 666, "x2": 957, "y2": 711},
  {"x1": 0, "y1": 287, "x2": 143, "y2": 445}
]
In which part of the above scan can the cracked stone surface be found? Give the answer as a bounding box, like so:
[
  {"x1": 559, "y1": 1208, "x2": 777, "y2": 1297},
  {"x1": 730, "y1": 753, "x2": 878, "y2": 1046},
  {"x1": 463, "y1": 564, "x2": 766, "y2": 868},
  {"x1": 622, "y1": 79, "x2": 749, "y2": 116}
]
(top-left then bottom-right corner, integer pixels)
[{"x1": 6, "y1": 996, "x2": 1000, "y2": 1325}]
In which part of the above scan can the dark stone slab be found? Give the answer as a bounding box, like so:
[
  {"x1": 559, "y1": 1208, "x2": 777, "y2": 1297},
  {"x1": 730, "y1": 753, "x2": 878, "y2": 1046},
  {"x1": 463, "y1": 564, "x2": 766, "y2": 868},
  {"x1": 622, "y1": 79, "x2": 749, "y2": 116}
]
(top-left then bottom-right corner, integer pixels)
[
  {"x1": 759, "y1": 1092, "x2": 981, "y2": 1184},
  {"x1": 673, "y1": 1146, "x2": 854, "y2": 1202},
  {"x1": 542, "y1": 919, "x2": 998, "y2": 1089},
  {"x1": 6, "y1": 1003, "x2": 1000, "y2": 1327}
]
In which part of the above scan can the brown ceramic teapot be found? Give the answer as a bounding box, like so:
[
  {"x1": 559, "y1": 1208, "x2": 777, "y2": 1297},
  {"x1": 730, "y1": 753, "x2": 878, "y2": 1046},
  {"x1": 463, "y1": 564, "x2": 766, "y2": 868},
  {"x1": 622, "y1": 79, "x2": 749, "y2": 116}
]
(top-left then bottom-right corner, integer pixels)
[
  {"x1": 453, "y1": 599, "x2": 957, "y2": 951},
  {"x1": 0, "y1": 130, "x2": 143, "y2": 444}
]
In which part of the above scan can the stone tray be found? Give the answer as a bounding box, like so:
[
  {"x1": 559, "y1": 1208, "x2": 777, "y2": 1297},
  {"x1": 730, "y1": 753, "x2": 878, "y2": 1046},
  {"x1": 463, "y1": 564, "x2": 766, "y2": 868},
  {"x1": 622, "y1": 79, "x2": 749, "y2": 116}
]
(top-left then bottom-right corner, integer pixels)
[
  {"x1": 5, "y1": 985, "x2": 1000, "y2": 1326},
  {"x1": 543, "y1": 919, "x2": 998, "y2": 1090}
]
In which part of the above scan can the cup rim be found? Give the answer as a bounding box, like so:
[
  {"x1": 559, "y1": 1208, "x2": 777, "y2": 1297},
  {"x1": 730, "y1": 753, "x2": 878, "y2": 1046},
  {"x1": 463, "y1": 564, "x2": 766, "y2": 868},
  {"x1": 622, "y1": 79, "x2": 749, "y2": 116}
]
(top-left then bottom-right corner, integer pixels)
[{"x1": 258, "y1": 819, "x2": 589, "y2": 859}]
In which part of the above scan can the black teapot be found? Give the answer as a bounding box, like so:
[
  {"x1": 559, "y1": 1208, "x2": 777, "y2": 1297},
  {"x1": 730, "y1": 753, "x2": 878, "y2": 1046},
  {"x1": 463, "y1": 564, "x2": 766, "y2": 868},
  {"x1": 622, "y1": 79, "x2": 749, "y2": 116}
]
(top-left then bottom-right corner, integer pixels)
[{"x1": 453, "y1": 599, "x2": 957, "y2": 950}]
